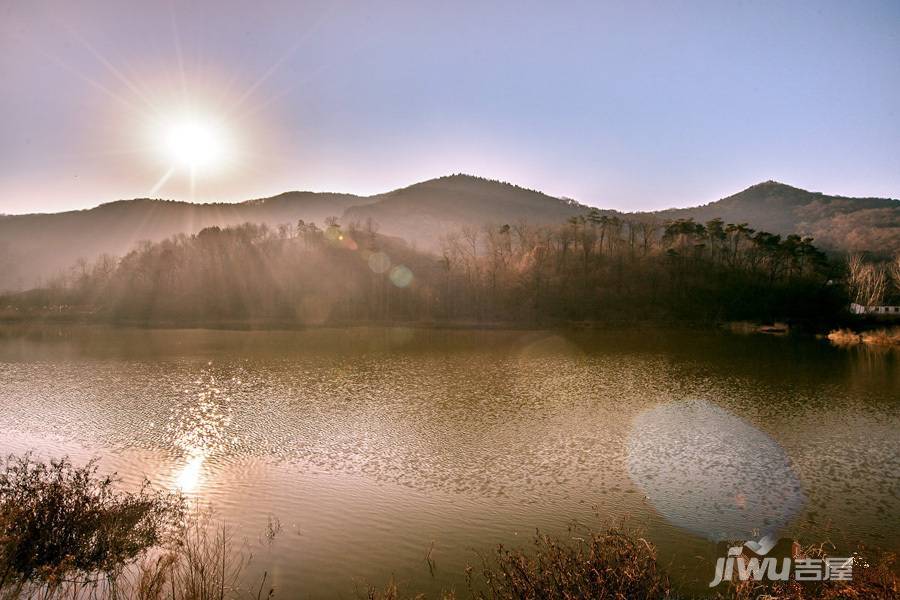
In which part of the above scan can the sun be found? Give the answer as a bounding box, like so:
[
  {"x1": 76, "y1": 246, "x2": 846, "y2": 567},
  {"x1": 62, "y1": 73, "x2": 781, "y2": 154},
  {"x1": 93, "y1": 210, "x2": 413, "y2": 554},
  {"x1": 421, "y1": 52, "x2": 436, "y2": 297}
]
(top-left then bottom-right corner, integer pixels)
[
  {"x1": 160, "y1": 114, "x2": 230, "y2": 171},
  {"x1": 146, "y1": 110, "x2": 237, "y2": 195}
]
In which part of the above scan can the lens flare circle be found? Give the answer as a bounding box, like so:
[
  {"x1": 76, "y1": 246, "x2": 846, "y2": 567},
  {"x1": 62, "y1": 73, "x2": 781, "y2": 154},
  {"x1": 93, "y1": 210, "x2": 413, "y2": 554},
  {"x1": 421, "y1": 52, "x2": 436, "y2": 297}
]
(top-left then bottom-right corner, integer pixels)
[
  {"x1": 389, "y1": 265, "x2": 413, "y2": 288},
  {"x1": 368, "y1": 252, "x2": 392, "y2": 274},
  {"x1": 626, "y1": 399, "x2": 805, "y2": 542}
]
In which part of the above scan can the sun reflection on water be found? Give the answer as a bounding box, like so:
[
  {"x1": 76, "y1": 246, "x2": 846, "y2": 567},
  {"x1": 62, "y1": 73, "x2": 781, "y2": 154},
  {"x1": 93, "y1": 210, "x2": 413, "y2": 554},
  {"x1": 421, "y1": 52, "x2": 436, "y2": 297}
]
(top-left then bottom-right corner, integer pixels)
[
  {"x1": 175, "y1": 453, "x2": 205, "y2": 492},
  {"x1": 167, "y1": 367, "x2": 236, "y2": 494}
]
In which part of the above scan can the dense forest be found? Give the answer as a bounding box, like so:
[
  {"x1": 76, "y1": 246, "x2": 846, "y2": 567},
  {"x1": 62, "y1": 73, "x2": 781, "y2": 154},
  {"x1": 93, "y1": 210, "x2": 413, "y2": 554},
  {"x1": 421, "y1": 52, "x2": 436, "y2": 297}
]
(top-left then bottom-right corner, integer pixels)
[{"x1": 1, "y1": 210, "x2": 869, "y2": 328}]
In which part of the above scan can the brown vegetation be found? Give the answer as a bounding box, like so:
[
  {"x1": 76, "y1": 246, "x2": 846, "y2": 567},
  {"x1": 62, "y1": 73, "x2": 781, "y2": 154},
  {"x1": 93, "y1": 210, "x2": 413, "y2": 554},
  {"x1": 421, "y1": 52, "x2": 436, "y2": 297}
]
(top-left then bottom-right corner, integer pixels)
[
  {"x1": 861, "y1": 328, "x2": 900, "y2": 345},
  {"x1": 725, "y1": 541, "x2": 897, "y2": 600},
  {"x1": 827, "y1": 329, "x2": 862, "y2": 346},
  {"x1": 365, "y1": 526, "x2": 896, "y2": 600},
  {"x1": 0, "y1": 454, "x2": 182, "y2": 597},
  {"x1": 828, "y1": 327, "x2": 900, "y2": 347},
  {"x1": 0, "y1": 455, "x2": 273, "y2": 600}
]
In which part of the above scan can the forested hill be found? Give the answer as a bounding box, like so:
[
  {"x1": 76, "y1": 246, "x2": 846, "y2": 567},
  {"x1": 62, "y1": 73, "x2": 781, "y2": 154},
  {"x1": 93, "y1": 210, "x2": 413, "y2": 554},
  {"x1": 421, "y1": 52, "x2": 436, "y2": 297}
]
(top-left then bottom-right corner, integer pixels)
[
  {"x1": 1, "y1": 175, "x2": 897, "y2": 291},
  {"x1": 0, "y1": 192, "x2": 368, "y2": 291},
  {"x1": 656, "y1": 181, "x2": 900, "y2": 253},
  {"x1": 0, "y1": 175, "x2": 593, "y2": 290},
  {"x1": 1, "y1": 219, "x2": 846, "y2": 327}
]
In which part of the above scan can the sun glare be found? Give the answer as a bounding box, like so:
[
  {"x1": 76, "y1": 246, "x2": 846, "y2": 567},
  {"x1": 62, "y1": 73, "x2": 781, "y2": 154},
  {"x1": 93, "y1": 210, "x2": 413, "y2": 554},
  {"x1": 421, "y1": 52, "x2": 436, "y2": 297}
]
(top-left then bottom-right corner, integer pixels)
[
  {"x1": 175, "y1": 453, "x2": 204, "y2": 493},
  {"x1": 160, "y1": 115, "x2": 230, "y2": 171}
]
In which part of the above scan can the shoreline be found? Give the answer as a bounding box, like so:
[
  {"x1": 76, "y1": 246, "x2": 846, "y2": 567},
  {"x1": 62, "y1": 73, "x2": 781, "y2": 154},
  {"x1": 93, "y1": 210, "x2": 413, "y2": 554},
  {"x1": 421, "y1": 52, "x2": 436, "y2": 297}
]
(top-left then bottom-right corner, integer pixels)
[{"x1": 0, "y1": 312, "x2": 837, "y2": 334}]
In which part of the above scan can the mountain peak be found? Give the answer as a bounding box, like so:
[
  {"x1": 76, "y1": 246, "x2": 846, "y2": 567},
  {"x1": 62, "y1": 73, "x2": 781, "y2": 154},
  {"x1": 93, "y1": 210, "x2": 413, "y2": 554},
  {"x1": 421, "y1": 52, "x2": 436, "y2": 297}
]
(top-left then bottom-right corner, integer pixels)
[
  {"x1": 742, "y1": 180, "x2": 805, "y2": 194},
  {"x1": 396, "y1": 173, "x2": 544, "y2": 194}
]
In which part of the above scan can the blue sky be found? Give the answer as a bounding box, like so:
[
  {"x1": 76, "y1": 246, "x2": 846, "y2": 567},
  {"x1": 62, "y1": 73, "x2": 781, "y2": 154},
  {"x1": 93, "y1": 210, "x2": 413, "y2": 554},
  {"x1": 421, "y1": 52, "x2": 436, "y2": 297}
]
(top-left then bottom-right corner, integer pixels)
[{"x1": 1, "y1": 0, "x2": 898, "y2": 213}]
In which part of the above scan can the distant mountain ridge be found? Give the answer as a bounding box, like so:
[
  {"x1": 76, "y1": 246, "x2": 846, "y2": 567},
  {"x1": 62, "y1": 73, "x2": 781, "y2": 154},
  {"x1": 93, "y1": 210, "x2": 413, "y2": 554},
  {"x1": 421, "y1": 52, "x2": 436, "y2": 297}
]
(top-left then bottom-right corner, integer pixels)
[
  {"x1": 344, "y1": 174, "x2": 590, "y2": 249},
  {"x1": 656, "y1": 180, "x2": 899, "y2": 251},
  {"x1": 1, "y1": 175, "x2": 897, "y2": 291}
]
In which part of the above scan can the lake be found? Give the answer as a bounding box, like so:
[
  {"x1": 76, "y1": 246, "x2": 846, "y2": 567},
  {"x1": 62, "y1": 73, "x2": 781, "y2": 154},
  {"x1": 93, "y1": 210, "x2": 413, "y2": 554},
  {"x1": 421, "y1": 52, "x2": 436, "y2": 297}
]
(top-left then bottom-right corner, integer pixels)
[{"x1": 0, "y1": 325, "x2": 897, "y2": 596}]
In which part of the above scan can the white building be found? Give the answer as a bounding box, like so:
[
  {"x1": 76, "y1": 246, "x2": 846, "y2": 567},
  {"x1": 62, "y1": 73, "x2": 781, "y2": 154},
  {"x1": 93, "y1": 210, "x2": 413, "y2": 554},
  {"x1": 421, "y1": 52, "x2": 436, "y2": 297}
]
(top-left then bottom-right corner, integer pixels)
[{"x1": 850, "y1": 303, "x2": 900, "y2": 315}]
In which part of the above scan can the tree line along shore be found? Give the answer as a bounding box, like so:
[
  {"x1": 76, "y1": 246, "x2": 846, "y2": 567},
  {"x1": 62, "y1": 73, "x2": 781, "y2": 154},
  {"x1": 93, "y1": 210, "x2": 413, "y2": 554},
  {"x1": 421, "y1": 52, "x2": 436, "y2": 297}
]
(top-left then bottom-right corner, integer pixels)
[{"x1": 1, "y1": 214, "x2": 898, "y2": 336}]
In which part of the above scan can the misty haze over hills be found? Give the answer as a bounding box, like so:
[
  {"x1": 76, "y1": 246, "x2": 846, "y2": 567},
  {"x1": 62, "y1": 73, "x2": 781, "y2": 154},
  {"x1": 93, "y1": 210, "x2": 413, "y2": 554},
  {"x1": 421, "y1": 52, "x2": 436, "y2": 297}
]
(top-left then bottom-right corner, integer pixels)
[{"x1": 0, "y1": 174, "x2": 897, "y2": 291}]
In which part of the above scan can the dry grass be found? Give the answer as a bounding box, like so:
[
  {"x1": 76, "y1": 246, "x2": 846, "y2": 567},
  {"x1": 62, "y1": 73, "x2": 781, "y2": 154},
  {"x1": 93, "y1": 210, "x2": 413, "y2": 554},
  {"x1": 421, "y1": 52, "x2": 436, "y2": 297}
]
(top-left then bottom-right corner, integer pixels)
[
  {"x1": 828, "y1": 327, "x2": 900, "y2": 347},
  {"x1": 722, "y1": 542, "x2": 897, "y2": 600},
  {"x1": 826, "y1": 328, "x2": 862, "y2": 345},
  {"x1": 135, "y1": 508, "x2": 275, "y2": 600},
  {"x1": 468, "y1": 526, "x2": 671, "y2": 599},
  {"x1": 2, "y1": 508, "x2": 276, "y2": 600},
  {"x1": 0, "y1": 510, "x2": 275, "y2": 600},
  {"x1": 366, "y1": 525, "x2": 671, "y2": 600},
  {"x1": 365, "y1": 530, "x2": 897, "y2": 600},
  {"x1": 860, "y1": 327, "x2": 900, "y2": 346}
]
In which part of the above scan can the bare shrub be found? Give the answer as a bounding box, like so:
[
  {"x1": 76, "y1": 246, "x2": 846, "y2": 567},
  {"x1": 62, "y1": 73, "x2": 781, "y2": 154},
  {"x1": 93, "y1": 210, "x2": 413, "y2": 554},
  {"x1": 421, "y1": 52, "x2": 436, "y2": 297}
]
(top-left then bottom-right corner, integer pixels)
[{"x1": 0, "y1": 454, "x2": 183, "y2": 597}]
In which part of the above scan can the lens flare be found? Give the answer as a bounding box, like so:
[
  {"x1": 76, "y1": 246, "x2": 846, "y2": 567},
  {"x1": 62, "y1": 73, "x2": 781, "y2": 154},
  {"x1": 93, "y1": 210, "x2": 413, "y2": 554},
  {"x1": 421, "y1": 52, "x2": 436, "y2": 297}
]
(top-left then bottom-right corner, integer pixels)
[
  {"x1": 368, "y1": 252, "x2": 391, "y2": 274},
  {"x1": 626, "y1": 399, "x2": 805, "y2": 542},
  {"x1": 389, "y1": 265, "x2": 413, "y2": 288}
]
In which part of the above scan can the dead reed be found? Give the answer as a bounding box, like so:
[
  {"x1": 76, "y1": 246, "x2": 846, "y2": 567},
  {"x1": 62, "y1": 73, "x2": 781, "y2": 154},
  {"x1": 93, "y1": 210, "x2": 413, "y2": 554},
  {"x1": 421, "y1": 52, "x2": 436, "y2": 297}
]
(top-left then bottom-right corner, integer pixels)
[{"x1": 828, "y1": 326, "x2": 900, "y2": 347}]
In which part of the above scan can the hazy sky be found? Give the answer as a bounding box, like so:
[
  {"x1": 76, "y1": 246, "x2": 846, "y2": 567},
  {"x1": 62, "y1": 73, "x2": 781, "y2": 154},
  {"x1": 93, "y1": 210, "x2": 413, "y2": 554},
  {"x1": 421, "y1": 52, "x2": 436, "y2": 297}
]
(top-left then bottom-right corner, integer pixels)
[{"x1": 1, "y1": 0, "x2": 898, "y2": 214}]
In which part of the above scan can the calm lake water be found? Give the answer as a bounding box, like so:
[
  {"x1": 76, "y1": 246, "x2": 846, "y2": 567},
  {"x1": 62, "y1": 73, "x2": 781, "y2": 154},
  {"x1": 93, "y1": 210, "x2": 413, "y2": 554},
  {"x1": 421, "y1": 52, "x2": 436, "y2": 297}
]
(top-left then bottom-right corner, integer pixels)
[{"x1": 0, "y1": 325, "x2": 897, "y2": 596}]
